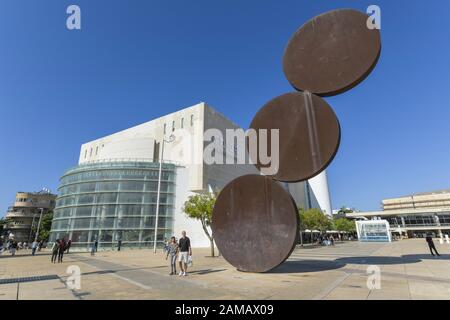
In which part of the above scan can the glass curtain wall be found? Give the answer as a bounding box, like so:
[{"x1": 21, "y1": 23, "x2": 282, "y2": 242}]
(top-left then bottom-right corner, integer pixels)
[{"x1": 49, "y1": 161, "x2": 176, "y2": 251}]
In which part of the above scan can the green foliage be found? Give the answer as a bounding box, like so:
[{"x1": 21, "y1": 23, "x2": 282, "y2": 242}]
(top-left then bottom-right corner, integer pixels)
[
  {"x1": 299, "y1": 208, "x2": 332, "y2": 232},
  {"x1": 338, "y1": 206, "x2": 355, "y2": 214},
  {"x1": 332, "y1": 218, "x2": 356, "y2": 233},
  {"x1": 39, "y1": 212, "x2": 54, "y2": 241},
  {"x1": 0, "y1": 217, "x2": 12, "y2": 235},
  {"x1": 0, "y1": 217, "x2": 7, "y2": 234},
  {"x1": 183, "y1": 193, "x2": 217, "y2": 256},
  {"x1": 183, "y1": 193, "x2": 215, "y2": 227}
]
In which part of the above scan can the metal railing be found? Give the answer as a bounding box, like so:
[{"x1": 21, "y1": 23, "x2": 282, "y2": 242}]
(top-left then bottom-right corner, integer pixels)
[{"x1": 63, "y1": 158, "x2": 182, "y2": 176}]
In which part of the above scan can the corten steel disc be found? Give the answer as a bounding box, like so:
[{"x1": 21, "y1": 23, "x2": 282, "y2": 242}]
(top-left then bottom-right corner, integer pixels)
[
  {"x1": 212, "y1": 174, "x2": 299, "y2": 273},
  {"x1": 249, "y1": 91, "x2": 340, "y2": 182},
  {"x1": 283, "y1": 9, "x2": 381, "y2": 96}
]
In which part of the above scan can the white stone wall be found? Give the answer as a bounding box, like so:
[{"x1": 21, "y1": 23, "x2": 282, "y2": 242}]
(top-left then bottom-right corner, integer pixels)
[
  {"x1": 308, "y1": 171, "x2": 332, "y2": 216},
  {"x1": 76, "y1": 102, "x2": 333, "y2": 247}
]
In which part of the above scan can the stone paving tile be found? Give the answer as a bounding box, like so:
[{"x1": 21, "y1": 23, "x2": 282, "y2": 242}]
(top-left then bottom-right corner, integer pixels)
[{"x1": 1, "y1": 239, "x2": 450, "y2": 299}]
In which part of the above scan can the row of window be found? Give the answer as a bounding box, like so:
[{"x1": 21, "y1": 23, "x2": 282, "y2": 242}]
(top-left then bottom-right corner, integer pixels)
[
  {"x1": 59, "y1": 181, "x2": 174, "y2": 196},
  {"x1": 51, "y1": 216, "x2": 173, "y2": 231},
  {"x1": 56, "y1": 193, "x2": 175, "y2": 207},
  {"x1": 163, "y1": 114, "x2": 195, "y2": 134},
  {"x1": 60, "y1": 169, "x2": 175, "y2": 185},
  {"x1": 50, "y1": 229, "x2": 168, "y2": 244},
  {"x1": 386, "y1": 214, "x2": 450, "y2": 227},
  {"x1": 15, "y1": 198, "x2": 55, "y2": 205},
  {"x1": 53, "y1": 204, "x2": 173, "y2": 219},
  {"x1": 83, "y1": 144, "x2": 104, "y2": 159}
]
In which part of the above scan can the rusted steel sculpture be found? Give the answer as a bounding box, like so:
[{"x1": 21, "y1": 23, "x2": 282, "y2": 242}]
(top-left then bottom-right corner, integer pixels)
[
  {"x1": 212, "y1": 9, "x2": 381, "y2": 272},
  {"x1": 212, "y1": 175, "x2": 299, "y2": 273}
]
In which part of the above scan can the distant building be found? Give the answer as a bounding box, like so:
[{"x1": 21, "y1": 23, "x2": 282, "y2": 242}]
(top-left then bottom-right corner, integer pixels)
[
  {"x1": 348, "y1": 189, "x2": 450, "y2": 238},
  {"x1": 5, "y1": 190, "x2": 56, "y2": 242},
  {"x1": 49, "y1": 102, "x2": 332, "y2": 251}
]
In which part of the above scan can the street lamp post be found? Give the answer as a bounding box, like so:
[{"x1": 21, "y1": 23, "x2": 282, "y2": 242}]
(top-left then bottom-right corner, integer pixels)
[
  {"x1": 28, "y1": 214, "x2": 36, "y2": 244},
  {"x1": 34, "y1": 208, "x2": 44, "y2": 243},
  {"x1": 153, "y1": 134, "x2": 175, "y2": 253}
]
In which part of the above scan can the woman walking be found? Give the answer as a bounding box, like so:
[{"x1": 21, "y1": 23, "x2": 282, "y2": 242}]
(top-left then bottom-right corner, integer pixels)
[{"x1": 165, "y1": 236, "x2": 179, "y2": 275}]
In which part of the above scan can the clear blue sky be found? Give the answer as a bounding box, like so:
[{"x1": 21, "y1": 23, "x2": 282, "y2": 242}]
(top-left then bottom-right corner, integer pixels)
[{"x1": 1, "y1": 0, "x2": 450, "y2": 215}]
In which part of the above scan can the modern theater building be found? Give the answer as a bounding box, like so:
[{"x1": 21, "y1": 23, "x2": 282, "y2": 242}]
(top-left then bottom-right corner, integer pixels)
[
  {"x1": 348, "y1": 189, "x2": 450, "y2": 239},
  {"x1": 49, "y1": 102, "x2": 332, "y2": 251}
]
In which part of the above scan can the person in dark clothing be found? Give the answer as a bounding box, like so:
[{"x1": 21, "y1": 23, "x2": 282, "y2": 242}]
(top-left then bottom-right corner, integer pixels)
[
  {"x1": 10, "y1": 241, "x2": 17, "y2": 256},
  {"x1": 117, "y1": 240, "x2": 122, "y2": 251},
  {"x1": 66, "y1": 240, "x2": 72, "y2": 254},
  {"x1": 178, "y1": 231, "x2": 192, "y2": 276},
  {"x1": 51, "y1": 240, "x2": 60, "y2": 263},
  {"x1": 94, "y1": 240, "x2": 98, "y2": 252},
  {"x1": 426, "y1": 233, "x2": 440, "y2": 256},
  {"x1": 58, "y1": 238, "x2": 66, "y2": 262}
]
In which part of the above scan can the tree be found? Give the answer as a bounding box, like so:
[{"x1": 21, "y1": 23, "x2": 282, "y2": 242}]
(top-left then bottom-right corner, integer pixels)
[
  {"x1": 337, "y1": 206, "x2": 356, "y2": 214},
  {"x1": 0, "y1": 217, "x2": 12, "y2": 237},
  {"x1": 332, "y1": 218, "x2": 356, "y2": 239},
  {"x1": 182, "y1": 193, "x2": 216, "y2": 257},
  {"x1": 299, "y1": 208, "x2": 332, "y2": 243},
  {"x1": 39, "y1": 211, "x2": 54, "y2": 241},
  {"x1": 0, "y1": 217, "x2": 7, "y2": 236}
]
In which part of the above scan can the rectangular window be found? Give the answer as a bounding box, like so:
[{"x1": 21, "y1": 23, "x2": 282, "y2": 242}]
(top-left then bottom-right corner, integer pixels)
[
  {"x1": 95, "y1": 146, "x2": 98, "y2": 155},
  {"x1": 172, "y1": 120, "x2": 175, "y2": 132},
  {"x1": 90, "y1": 148, "x2": 93, "y2": 157},
  {"x1": 164, "y1": 123, "x2": 166, "y2": 134},
  {"x1": 181, "y1": 118, "x2": 184, "y2": 128},
  {"x1": 191, "y1": 114, "x2": 194, "y2": 126},
  {"x1": 84, "y1": 149, "x2": 87, "y2": 159}
]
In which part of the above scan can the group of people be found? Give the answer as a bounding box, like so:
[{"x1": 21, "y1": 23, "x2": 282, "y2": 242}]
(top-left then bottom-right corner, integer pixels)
[
  {"x1": 50, "y1": 238, "x2": 72, "y2": 263},
  {"x1": 164, "y1": 231, "x2": 192, "y2": 276},
  {"x1": 317, "y1": 235, "x2": 335, "y2": 246},
  {"x1": 0, "y1": 238, "x2": 45, "y2": 256}
]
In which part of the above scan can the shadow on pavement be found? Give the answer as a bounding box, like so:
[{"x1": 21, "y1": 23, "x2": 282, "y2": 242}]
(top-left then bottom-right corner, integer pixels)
[
  {"x1": 401, "y1": 254, "x2": 450, "y2": 261},
  {"x1": 270, "y1": 253, "x2": 450, "y2": 274},
  {"x1": 270, "y1": 260, "x2": 345, "y2": 274},
  {"x1": 0, "y1": 252, "x2": 52, "y2": 259},
  {"x1": 335, "y1": 256, "x2": 420, "y2": 265},
  {"x1": 189, "y1": 269, "x2": 227, "y2": 275}
]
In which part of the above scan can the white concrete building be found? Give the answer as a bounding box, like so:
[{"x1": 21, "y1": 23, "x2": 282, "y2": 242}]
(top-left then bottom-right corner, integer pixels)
[
  {"x1": 50, "y1": 102, "x2": 332, "y2": 250},
  {"x1": 348, "y1": 190, "x2": 450, "y2": 239}
]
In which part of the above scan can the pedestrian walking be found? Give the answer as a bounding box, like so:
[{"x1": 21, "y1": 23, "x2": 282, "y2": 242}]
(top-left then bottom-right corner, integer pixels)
[
  {"x1": 10, "y1": 241, "x2": 17, "y2": 256},
  {"x1": 51, "y1": 240, "x2": 60, "y2": 263},
  {"x1": 426, "y1": 233, "x2": 441, "y2": 256},
  {"x1": 90, "y1": 241, "x2": 96, "y2": 256},
  {"x1": 165, "y1": 236, "x2": 179, "y2": 275},
  {"x1": 66, "y1": 240, "x2": 72, "y2": 254},
  {"x1": 58, "y1": 238, "x2": 66, "y2": 263},
  {"x1": 31, "y1": 240, "x2": 38, "y2": 256},
  {"x1": 178, "y1": 231, "x2": 192, "y2": 276}
]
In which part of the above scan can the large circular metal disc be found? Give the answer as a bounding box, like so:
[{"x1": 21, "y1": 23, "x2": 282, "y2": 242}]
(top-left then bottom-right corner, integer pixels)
[
  {"x1": 249, "y1": 91, "x2": 340, "y2": 182},
  {"x1": 283, "y1": 9, "x2": 381, "y2": 96},
  {"x1": 212, "y1": 174, "x2": 299, "y2": 273}
]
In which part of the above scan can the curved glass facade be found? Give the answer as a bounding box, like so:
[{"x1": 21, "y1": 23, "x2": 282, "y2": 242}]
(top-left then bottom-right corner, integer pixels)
[{"x1": 49, "y1": 161, "x2": 176, "y2": 251}]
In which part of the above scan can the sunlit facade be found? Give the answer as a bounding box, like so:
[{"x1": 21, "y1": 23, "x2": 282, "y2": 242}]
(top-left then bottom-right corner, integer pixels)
[
  {"x1": 49, "y1": 161, "x2": 176, "y2": 250},
  {"x1": 349, "y1": 189, "x2": 450, "y2": 239},
  {"x1": 49, "y1": 102, "x2": 332, "y2": 250}
]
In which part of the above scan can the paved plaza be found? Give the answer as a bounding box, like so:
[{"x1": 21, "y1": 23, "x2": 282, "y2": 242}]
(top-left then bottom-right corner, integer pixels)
[{"x1": 1, "y1": 239, "x2": 450, "y2": 300}]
